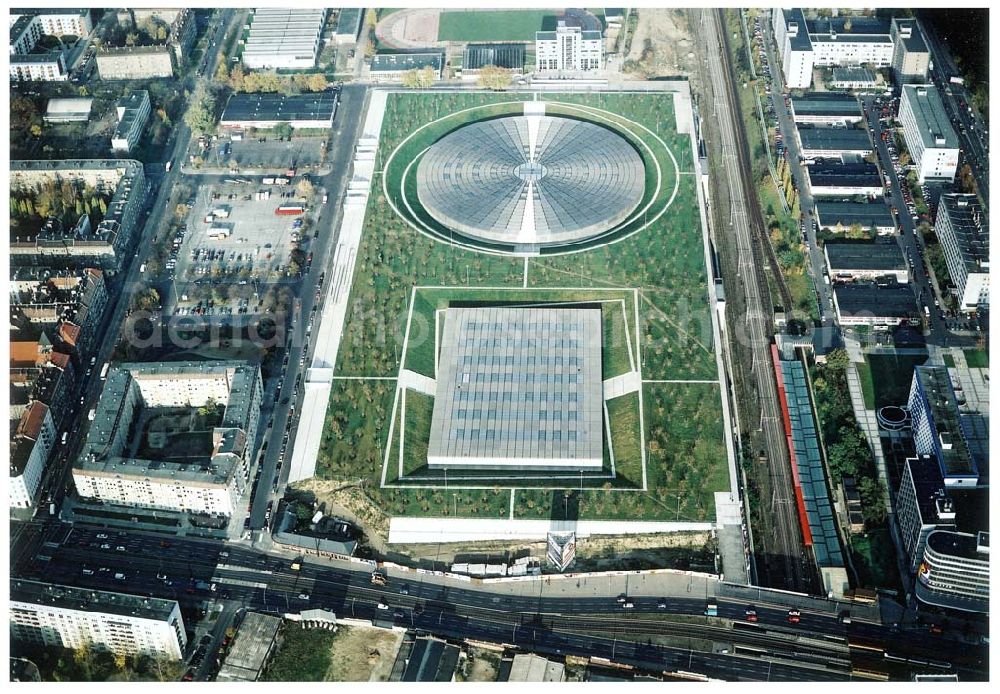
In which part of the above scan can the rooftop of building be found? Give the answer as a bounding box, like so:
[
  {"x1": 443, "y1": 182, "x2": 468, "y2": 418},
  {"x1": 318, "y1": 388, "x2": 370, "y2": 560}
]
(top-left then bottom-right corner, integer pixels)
[
  {"x1": 76, "y1": 361, "x2": 259, "y2": 483},
  {"x1": 10, "y1": 401, "x2": 51, "y2": 477},
  {"x1": 913, "y1": 365, "x2": 977, "y2": 478},
  {"x1": 780, "y1": 9, "x2": 813, "y2": 52},
  {"x1": 891, "y1": 17, "x2": 928, "y2": 54},
  {"x1": 463, "y1": 43, "x2": 526, "y2": 71},
  {"x1": 833, "y1": 281, "x2": 920, "y2": 318},
  {"x1": 112, "y1": 90, "x2": 149, "y2": 143},
  {"x1": 807, "y1": 16, "x2": 891, "y2": 41},
  {"x1": 798, "y1": 127, "x2": 873, "y2": 151},
  {"x1": 216, "y1": 612, "x2": 282, "y2": 682},
  {"x1": 220, "y1": 92, "x2": 337, "y2": 124},
  {"x1": 902, "y1": 85, "x2": 959, "y2": 149},
  {"x1": 428, "y1": 306, "x2": 604, "y2": 465},
  {"x1": 10, "y1": 579, "x2": 178, "y2": 622},
  {"x1": 535, "y1": 29, "x2": 603, "y2": 41},
  {"x1": 401, "y1": 637, "x2": 461, "y2": 682},
  {"x1": 503, "y1": 653, "x2": 566, "y2": 682},
  {"x1": 792, "y1": 92, "x2": 864, "y2": 116},
  {"x1": 903, "y1": 454, "x2": 950, "y2": 525},
  {"x1": 926, "y1": 530, "x2": 989, "y2": 562},
  {"x1": 939, "y1": 194, "x2": 989, "y2": 270},
  {"x1": 825, "y1": 241, "x2": 906, "y2": 271},
  {"x1": 371, "y1": 52, "x2": 444, "y2": 72},
  {"x1": 10, "y1": 53, "x2": 63, "y2": 65},
  {"x1": 45, "y1": 97, "x2": 93, "y2": 116},
  {"x1": 97, "y1": 44, "x2": 172, "y2": 56},
  {"x1": 832, "y1": 67, "x2": 877, "y2": 83},
  {"x1": 807, "y1": 161, "x2": 882, "y2": 185},
  {"x1": 816, "y1": 200, "x2": 896, "y2": 228}
]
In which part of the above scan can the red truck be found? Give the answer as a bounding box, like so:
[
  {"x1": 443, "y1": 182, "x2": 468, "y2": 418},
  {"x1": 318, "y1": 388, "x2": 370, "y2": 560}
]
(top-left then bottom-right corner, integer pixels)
[{"x1": 275, "y1": 205, "x2": 305, "y2": 216}]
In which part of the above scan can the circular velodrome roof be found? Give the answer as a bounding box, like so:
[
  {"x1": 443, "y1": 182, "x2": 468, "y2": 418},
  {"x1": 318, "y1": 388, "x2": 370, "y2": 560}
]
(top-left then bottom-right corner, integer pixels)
[{"x1": 416, "y1": 115, "x2": 645, "y2": 248}]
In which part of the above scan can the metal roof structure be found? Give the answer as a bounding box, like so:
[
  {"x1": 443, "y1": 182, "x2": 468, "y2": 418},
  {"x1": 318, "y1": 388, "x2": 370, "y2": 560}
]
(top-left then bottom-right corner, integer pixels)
[
  {"x1": 815, "y1": 200, "x2": 894, "y2": 230},
  {"x1": 791, "y1": 93, "x2": 863, "y2": 117},
  {"x1": 778, "y1": 358, "x2": 844, "y2": 569},
  {"x1": 216, "y1": 612, "x2": 282, "y2": 682},
  {"x1": 417, "y1": 114, "x2": 644, "y2": 247},
  {"x1": 825, "y1": 242, "x2": 906, "y2": 272},
  {"x1": 401, "y1": 637, "x2": 460, "y2": 682},
  {"x1": 807, "y1": 161, "x2": 881, "y2": 188},
  {"x1": 831, "y1": 67, "x2": 877, "y2": 85},
  {"x1": 221, "y1": 92, "x2": 337, "y2": 127},
  {"x1": 44, "y1": 97, "x2": 93, "y2": 122},
  {"x1": 798, "y1": 127, "x2": 873, "y2": 153},
  {"x1": 462, "y1": 43, "x2": 526, "y2": 71},
  {"x1": 428, "y1": 307, "x2": 603, "y2": 469},
  {"x1": 833, "y1": 282, "x2": 920, "y2": 321},
  {"x1": 370, "y1": 52, "x2": 444, "y2": 73}
]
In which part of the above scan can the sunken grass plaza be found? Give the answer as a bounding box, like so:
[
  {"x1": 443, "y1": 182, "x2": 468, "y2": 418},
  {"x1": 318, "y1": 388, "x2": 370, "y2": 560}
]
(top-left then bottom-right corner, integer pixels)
[{"x1": 312, "y1": 91, "x2": 729, "y2": 524}]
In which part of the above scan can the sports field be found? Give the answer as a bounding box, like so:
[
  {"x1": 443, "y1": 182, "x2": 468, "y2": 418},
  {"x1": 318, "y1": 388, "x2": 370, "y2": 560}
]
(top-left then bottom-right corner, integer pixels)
[
  {"x1": 311, "y1": 91, "x2": 728, "y2": 524},
  {"x1": 437, "y1": 10, "x2": 557, "y2": 42}
]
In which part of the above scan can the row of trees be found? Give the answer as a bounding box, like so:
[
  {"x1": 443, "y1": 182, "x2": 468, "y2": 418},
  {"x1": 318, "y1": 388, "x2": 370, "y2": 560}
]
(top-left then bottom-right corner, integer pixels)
[
  {"x1": 11, "y1": 179, "x2": 109, "y2": 225},
  {"x1": 183, "y1": 81, "x2": 218, "y2": 136},
  {"x1": 215, "y1": 64, "x2": 330, "y2": 95},
  {"x1": 810, "y1": 349, "x2": 887, "y2": 527}
]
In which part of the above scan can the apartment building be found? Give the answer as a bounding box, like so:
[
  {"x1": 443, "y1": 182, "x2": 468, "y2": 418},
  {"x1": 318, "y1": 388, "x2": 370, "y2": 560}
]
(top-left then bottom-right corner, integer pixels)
[
  {"x1": 899, "y1": 84, "x2": 960, "y2": 182},
  {"x1": 9, "y1": 402, "x2": 56, "y2": 509},
  {"x1": 935, "y1": 194, "x2": 989, "y2": 313},
  {"x1": 73, "y1": 362, "x2": 262, "y2": 517},
  {"x1": 536, "y1": 21, "x2": 603, "y2": 72},
  {"x1": 111, "y1": 90, "x2": 151, "y2": 154},
  {"x1": 10, "y1": 579, "x2": 187, "y2": 660}
]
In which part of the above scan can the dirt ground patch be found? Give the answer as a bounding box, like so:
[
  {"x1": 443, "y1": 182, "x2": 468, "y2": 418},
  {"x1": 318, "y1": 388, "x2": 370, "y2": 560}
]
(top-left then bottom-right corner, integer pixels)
[
  {"x1": 375, "y1": 9, "x2": 443, "y2": 49},
  {"x1": 327, "y1": 626, "x2": 403, "y2": 682},
  {"x1": 455, "y1": 645, "x2": 502, "y2": 682},
  {"x1": 624, "y1": 9, "x2": 697, "y2": 80}
]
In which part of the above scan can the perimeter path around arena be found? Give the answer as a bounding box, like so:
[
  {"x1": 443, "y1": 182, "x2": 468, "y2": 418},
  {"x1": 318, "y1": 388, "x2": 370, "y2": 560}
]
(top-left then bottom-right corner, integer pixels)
[{"x1": 287, "y1": 90, "x2": 389, "y2": 484}]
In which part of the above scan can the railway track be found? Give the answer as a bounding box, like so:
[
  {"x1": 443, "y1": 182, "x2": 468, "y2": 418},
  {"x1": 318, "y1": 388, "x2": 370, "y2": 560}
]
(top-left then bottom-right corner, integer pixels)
[{"x1": 696, "y1": 8, "x2": 807, "y2": 592}]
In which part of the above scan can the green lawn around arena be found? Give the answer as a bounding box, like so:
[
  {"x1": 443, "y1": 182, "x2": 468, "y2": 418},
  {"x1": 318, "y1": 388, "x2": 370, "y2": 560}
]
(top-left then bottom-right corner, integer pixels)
[{"x1": 311, "y1": 90, "x2": 727, "y2": 523}]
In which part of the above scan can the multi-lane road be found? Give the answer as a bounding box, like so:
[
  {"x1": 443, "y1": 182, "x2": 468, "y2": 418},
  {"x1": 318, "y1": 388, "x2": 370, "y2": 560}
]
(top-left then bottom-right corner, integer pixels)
[{"x1": 13, "y1": 520, "x2": 987, "y2": 681}]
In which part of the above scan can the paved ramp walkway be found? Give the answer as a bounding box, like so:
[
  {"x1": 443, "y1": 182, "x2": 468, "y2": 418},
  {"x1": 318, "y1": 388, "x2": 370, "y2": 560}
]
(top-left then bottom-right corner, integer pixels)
[
  {"x1": 603, "y1": 370, "x2": 641, "y2": 400},
  {"x1": 399, "y1": 369, "x2": 436, "y2": 397}
]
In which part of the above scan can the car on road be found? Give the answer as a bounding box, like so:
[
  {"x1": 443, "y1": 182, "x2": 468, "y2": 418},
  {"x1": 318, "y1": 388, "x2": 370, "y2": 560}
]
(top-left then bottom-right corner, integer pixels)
[
  {"x1": 297, "y1": 593, "x2": 310, "y2": 600},
  {"x1": 377, "y1": 602, "x2": 390, "y2": 610},
  {"x1": 745, "y1": 607, "x2": 758, "y2": 622},
  {"x1": 787, "y1": 609, "x2": 801, "y2": 624},
  {"x1": 622, "y1": 600, "x2": 635, "y2": 609},
  {"x1": 399, "y1": 584, "x2": 409, "y2": 595},
  {"x1": 200, "y1": 635, "x2": 213, "y2": 646},
  {"x1": 157, "y1": 573, "x2": 168, "y2": 580},
  {"x1": 657, "y1": 599, "x2": 667, "y2": 609}
]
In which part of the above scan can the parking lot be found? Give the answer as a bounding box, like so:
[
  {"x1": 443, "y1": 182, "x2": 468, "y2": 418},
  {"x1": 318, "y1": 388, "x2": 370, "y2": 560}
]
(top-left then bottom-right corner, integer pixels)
[
  {"x1": 194, "y1": 135, "x2": 328, "y2": 171},
  {"x1": 166, "y1": 181, "x2": 318, "y2": 316}
]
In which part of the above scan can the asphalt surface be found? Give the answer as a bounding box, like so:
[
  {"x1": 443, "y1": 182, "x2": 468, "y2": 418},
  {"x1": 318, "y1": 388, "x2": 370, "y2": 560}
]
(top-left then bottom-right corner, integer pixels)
[
  {"x1": 245, "y1": 82, "x2": 371, "y2": 534},
  {"x1": 14, "y1": 520, "x2": 987, "y2": 681}
]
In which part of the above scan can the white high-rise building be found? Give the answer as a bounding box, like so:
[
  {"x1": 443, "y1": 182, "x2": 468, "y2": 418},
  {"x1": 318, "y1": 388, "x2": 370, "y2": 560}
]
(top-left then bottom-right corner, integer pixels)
[
  {"x1": 10, "y1": 580, "x2": 187, "y2": 660},
  {"x1": 899, "y1": 85, "x2": 960, "y2": 182},
  {"x1": 535, "y1": 21, "x2": 603, "y2": 73},
  {"x1": 935, "y1": 194, "x2": 989, "y2": 313}
]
